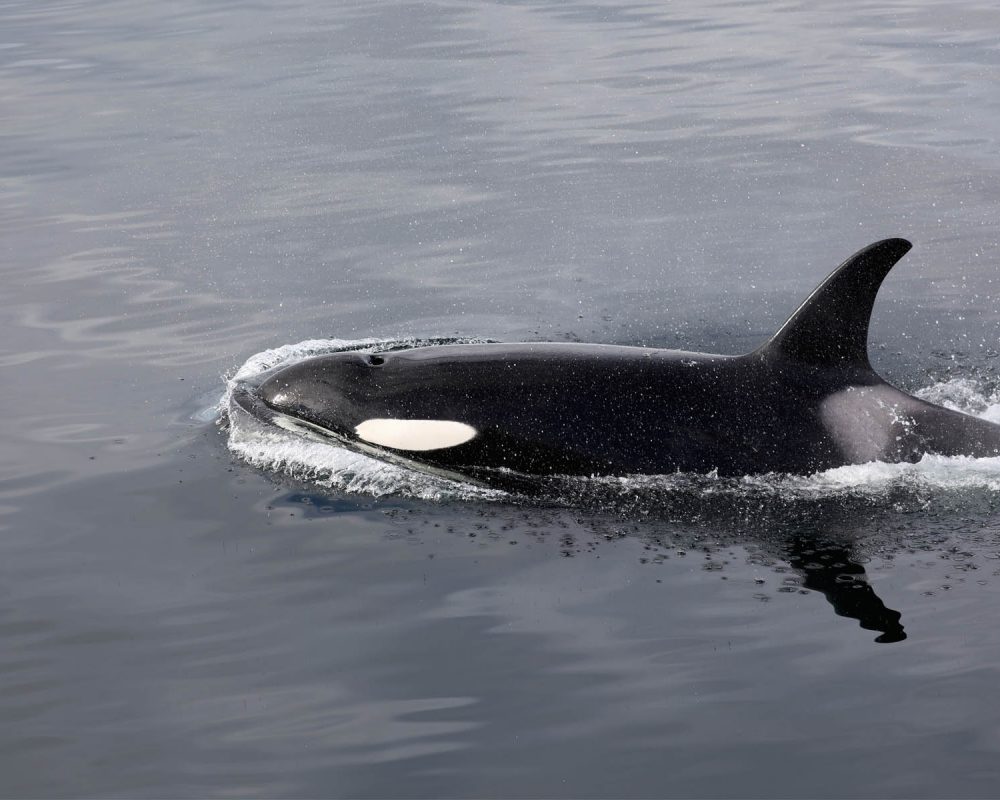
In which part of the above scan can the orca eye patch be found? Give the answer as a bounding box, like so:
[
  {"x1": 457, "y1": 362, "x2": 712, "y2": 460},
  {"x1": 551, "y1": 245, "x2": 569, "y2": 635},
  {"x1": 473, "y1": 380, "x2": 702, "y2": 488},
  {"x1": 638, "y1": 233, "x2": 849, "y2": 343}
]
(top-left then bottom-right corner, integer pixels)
[{"x1": 355, "y1": 419, "x2": 477, "y2": 451}]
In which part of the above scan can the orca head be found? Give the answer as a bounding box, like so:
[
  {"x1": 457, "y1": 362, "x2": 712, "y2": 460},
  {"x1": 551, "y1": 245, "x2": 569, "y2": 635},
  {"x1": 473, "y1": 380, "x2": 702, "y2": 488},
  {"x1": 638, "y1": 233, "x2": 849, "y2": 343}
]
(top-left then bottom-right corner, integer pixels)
[{"x1": 257, "y1": 351, "x2": 479, "y2": 453}]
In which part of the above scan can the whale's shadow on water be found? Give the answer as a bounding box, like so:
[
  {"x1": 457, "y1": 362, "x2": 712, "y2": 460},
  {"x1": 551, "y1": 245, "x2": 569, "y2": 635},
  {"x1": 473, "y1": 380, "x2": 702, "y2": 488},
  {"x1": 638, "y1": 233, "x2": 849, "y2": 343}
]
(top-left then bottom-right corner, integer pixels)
[{"x1": 782, "y1": 531, "x2": 906, "y2": 644}]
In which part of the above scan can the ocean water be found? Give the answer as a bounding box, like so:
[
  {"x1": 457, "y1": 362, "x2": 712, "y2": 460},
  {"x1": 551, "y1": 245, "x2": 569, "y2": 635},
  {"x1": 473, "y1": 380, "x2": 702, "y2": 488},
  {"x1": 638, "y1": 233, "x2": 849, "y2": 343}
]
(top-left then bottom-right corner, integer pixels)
[{"x1": 3, "y1": 0, "x2": 1000, "y2": 796}]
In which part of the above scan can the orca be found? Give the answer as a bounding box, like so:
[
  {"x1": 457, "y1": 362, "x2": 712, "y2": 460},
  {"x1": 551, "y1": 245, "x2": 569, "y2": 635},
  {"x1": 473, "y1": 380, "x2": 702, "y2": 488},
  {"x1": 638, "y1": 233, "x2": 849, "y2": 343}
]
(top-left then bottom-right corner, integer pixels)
[{"x1": 241, "y1": 239, "x2": 1000, "y2": 484}]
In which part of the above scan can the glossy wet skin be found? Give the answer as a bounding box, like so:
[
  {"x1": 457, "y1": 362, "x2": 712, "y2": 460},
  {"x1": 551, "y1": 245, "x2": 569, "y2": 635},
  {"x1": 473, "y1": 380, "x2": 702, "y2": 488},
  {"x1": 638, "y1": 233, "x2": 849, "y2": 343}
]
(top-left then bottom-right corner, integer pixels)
[{"x1": 257, "y1": 340, "x2": 1000, "y2": 480}]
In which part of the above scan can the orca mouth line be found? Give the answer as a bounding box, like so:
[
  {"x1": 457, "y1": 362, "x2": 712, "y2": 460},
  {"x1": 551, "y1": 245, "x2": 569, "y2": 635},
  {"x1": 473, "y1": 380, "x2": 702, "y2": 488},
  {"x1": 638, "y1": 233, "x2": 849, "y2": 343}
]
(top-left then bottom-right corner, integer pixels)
[{"x1": 232, "y1": 386, "x2": 347, "y2": 442}]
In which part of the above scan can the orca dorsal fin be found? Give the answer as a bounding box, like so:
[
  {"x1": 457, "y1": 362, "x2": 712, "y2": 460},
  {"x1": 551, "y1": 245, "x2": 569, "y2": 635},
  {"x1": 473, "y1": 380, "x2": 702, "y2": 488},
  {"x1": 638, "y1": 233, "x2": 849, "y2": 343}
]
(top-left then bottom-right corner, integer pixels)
[{"x1": 758, "y1": 238, "x2": 912, "y2": 369}]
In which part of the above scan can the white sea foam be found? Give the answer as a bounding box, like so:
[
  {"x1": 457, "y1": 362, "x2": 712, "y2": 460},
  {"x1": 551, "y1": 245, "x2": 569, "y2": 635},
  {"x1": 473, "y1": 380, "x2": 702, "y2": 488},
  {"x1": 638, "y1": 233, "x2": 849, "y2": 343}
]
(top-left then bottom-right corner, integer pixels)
[
  {"x1": 222, "y1": 339, "x2": 1000, "y2": 502},
  {"x1": 748, "y1": 453, "x2": 1000, "y2": 496},
  {"x1": 915, "y1": 377, "x2": 1000, "y2": 425}
]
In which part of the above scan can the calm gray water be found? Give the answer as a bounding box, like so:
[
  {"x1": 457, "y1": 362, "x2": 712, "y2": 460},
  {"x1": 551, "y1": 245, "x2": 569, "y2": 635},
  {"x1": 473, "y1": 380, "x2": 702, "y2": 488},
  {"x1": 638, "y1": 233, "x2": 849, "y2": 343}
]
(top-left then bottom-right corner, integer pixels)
[{"x1": 4, "y1": 0, "x2": 1000, "y2": 797}]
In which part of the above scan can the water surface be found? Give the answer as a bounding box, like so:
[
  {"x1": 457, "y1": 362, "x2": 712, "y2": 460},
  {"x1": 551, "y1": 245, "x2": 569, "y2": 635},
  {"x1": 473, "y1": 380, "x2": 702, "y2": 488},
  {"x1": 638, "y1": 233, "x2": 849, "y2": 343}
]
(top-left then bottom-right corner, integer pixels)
[{"x1": 3, "y1": 0, "x2": 1000, "y2": 796}]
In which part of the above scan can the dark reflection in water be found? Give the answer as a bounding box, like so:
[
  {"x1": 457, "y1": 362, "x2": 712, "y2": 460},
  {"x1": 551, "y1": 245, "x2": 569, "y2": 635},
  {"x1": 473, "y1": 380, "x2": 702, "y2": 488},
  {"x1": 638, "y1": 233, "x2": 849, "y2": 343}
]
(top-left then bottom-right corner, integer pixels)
[{"x1": 785, "y1": 536, "x2": 906, "y2": 644}]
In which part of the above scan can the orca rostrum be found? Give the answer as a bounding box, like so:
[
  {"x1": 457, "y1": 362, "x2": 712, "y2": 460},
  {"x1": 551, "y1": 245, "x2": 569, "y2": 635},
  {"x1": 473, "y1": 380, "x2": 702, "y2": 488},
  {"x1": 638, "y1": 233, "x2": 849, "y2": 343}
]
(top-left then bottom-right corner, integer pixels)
[{"x1": 245, "y1": 239, "x2": 1000, "y2": 483}]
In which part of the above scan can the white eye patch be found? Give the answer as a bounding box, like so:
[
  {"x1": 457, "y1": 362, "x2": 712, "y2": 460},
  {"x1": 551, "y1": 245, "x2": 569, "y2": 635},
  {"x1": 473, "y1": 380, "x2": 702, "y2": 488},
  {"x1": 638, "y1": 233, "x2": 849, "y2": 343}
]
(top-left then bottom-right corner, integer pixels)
[{"x1": 354, "y1": 419, "x2": 477, "y2": 451}]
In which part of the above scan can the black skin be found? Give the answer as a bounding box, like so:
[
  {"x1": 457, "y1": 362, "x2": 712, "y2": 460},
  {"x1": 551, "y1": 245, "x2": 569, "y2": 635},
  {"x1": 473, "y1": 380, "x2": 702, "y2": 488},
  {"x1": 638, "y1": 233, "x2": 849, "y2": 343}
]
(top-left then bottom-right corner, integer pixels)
[
  {"x1": 254, "y1": 238, "x2": 1000, "y2": 482},
  {"x1": 259, "y1": 344, "x2": 856, "y2": 476}
]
